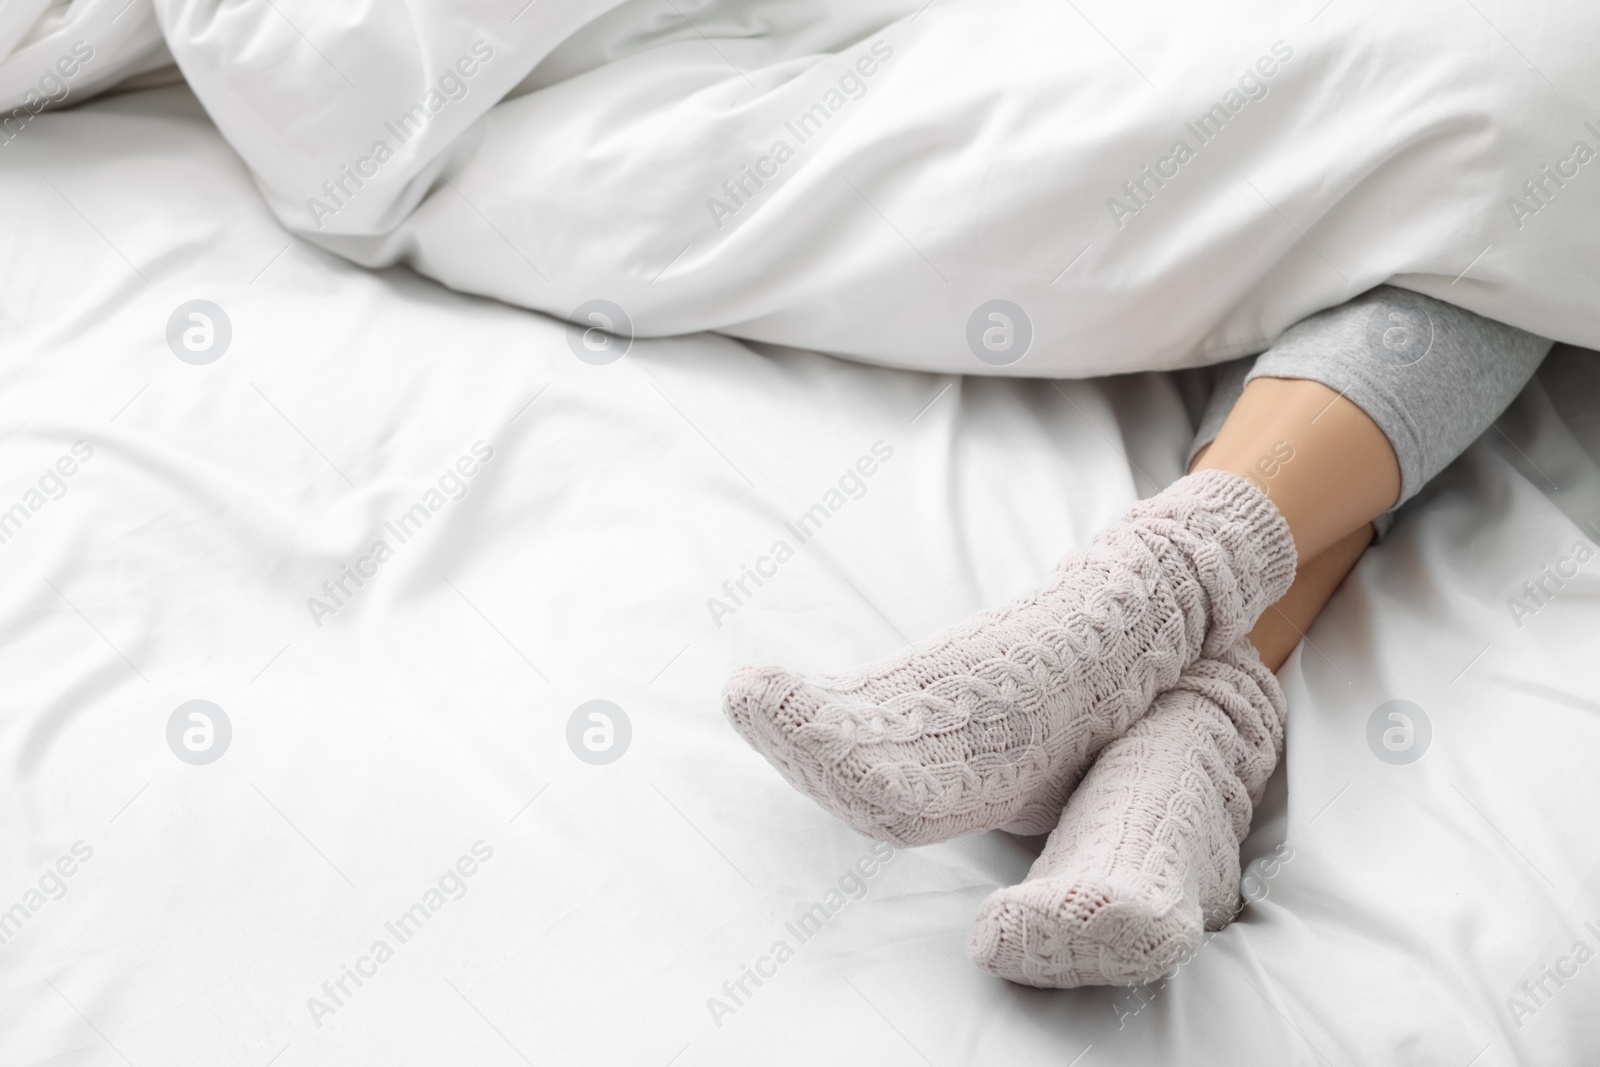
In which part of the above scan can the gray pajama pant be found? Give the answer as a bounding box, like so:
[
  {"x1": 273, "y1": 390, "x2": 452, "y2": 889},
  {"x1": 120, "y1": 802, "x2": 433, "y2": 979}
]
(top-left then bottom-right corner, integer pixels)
[{"x1": 1186, "y1": 286, "x2": 1553, "y2": 537}]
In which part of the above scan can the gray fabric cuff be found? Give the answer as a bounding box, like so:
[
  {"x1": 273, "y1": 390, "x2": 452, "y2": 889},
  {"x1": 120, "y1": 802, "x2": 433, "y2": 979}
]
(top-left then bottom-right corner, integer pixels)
[
  {"x1": 1186, "y1": 286, "x2": 1552, "y2": 541},
  {"x1": 1245, "y1": 286, "x2": 1550, "y2": 508}
]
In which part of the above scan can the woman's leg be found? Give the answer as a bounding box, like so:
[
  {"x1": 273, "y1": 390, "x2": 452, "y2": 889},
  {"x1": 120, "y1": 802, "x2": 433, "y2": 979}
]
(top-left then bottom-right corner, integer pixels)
[
  {"x1": 965, "y1": 384, "x2": 1390, "y2": 987},
  {"x1": 1191, "y1": 376, "x2": 1400, "y2": 670},
  {"x1": 966, "y1": 291, "x2": 1553, "y2": 988},
  {"x1": 1248, "y1": 524, "x2": 1373, "y2": 671},
  {"x1": 1194, "y1": 378, "x2": 1398, "y2": 562}
]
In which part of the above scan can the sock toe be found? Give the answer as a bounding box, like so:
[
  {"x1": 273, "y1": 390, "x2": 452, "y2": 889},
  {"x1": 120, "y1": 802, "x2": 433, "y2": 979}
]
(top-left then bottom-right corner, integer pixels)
[
  {"x1": 725, "y1": 669, "x2": 976, "y2": 844},
  {"x1": 721, "y1": 666, "x2": 835, "y2": 790},
  {"x1": 721, "y1": 665, "x2": 797, "y2": 747},
  {"x1": 967, "y1": 878, "x2": 1201, "y2": 988}
]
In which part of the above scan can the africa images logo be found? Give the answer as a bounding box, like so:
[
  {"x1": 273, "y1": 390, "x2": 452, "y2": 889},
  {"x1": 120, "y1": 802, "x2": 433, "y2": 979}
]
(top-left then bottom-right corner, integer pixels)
[{"x1": 1366, "y1": 699, "x2": 1431, "y2": 765}]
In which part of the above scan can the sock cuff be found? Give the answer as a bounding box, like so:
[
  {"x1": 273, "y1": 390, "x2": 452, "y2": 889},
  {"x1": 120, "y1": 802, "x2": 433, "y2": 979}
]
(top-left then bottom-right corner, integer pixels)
[
  {"x1": 1211, "y1": 467, "x2": 1294, "y2": 579},
  {"x1": 1172, "y1": 468, "x2": 1295, "y2": 558},
  {"x1": 1131, "y1": 468, "x2": 1298, "y2": 623}
]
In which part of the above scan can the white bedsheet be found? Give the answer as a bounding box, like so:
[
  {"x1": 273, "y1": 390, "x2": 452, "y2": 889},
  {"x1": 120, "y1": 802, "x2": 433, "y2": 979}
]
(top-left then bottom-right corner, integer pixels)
[{"x1": 3, "y1": 85, "x2": 1600, "y2": 1067}]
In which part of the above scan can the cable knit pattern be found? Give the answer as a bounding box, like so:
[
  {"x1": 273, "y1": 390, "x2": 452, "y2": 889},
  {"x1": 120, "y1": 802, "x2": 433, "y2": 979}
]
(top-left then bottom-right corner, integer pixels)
[
  {"x1": 722, "y1": 470, "x2": 1295, "y2": 846},
  {"x1": 965, "y1": 639, "x2": 1287, "y2": 988}
]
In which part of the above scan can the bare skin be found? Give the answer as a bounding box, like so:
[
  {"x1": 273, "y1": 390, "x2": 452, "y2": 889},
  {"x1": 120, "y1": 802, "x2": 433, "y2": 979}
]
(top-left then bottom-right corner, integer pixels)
[{"x1": 1191, "y1": 376, "x2": 1402, "y2": 671}]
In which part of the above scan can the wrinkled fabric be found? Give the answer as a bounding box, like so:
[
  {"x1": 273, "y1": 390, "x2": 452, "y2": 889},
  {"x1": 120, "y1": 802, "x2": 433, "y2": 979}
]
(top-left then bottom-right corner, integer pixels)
[{"x1": 145, "y1": 0, "x2": 1600, "y2": 375}]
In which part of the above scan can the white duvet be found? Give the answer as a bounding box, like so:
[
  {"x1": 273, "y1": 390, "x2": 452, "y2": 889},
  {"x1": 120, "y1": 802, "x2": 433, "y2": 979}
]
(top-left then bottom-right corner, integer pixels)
[{"x1": 5, "y1": 0, "x2": 1599, "y2": 376}]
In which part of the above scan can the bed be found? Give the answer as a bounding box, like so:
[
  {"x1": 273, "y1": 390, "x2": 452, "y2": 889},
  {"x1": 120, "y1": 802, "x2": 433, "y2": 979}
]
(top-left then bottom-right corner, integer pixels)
[{"x1": 3, "y1": 79, "x2": 1600, "y2": 1067}]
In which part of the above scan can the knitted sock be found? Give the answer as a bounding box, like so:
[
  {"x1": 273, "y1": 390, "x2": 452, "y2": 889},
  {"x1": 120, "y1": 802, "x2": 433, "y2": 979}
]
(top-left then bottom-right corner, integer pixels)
[
  {"x1": 965, "y1": 638, "x2": 1286, "y2": 988},
  {"x1": 723, "y1": 469, "x2": 1295, "y2": 846}
]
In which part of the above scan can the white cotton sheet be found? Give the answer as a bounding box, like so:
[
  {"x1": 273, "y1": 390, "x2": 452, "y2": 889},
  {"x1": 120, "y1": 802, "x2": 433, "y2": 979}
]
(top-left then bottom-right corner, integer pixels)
[{"x1": 4, "y1": 84, "x2": 1600, "y2": 1067}]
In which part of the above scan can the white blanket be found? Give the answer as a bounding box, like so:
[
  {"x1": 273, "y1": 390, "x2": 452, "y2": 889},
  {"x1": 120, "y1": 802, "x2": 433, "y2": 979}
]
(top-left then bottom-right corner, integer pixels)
[
  {"x1": 4, "y1": 84, "x2": 1600, "y2": 1067},
  {"x1": 7, "y1": 0, "x2": 1595, "y2": 375},
  {"x1": 0, "y1": 0, "x2": 170, "y2": 114}
]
